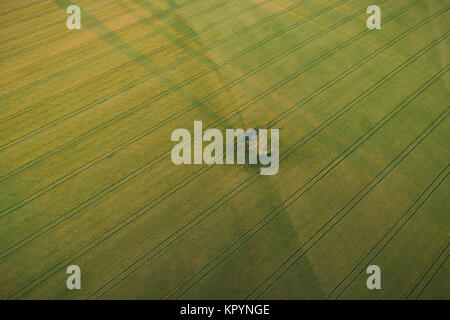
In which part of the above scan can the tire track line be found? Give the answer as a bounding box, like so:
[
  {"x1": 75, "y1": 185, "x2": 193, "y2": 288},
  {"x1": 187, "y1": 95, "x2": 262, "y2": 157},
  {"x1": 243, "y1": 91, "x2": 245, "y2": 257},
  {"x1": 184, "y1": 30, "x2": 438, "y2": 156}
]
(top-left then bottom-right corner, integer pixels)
[
  {"x1": 415, "y1": 253, "x2": 449, "y2": 299},
  {"x1": 406, "y1": 241, "x2": 449, "y2": 299}
]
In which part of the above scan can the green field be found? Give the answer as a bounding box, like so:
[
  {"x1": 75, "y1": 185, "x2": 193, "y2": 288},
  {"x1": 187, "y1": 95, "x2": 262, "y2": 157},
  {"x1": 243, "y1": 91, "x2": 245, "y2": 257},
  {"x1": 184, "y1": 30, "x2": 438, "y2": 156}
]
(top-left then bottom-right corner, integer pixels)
[{"x1": 0, "y1": 0, "x2": 448, "y2": 300}]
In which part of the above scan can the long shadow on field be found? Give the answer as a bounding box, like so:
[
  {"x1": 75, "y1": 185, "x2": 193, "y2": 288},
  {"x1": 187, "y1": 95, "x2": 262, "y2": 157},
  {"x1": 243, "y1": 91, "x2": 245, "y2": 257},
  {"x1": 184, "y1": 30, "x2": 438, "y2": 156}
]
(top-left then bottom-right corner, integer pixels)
[
  {"x1": 127, "y1": 1, "x2": 326, "y2": 298},
  {"x1": 53, "y1": 0, "x2": 140, "y2": 59},
  {"x1": 196, "y1": 175, "x2": 327, "y2": 299},
  {"x1": 53, "y1": 0, "x2": 200, "y2": 108},
  {"x1": 53, "y1": 0, "x2": 326, "y2": 298},
  {"x1": 127, "y1": 0, "x2": 244, "y2": 129},
  {"x1": 52, "y1": 1, "x2": 168, "y2": 70}
]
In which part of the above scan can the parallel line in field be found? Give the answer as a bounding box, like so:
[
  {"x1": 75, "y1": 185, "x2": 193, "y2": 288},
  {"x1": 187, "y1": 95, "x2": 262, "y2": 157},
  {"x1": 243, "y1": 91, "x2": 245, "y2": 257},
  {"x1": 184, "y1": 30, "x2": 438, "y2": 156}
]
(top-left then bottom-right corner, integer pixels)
[
  {"x1": 0, "y1": 0, "x2": 271, "y2": 99},
  {"x1": 0, "y1": 0, "x2": 374, "y2": 257},
  {"x1": 407, "y1": 241, "x2": 449, "y2": 299},
  {"x1": 0, "y1": 0, "x2": 384, "y2": 195},
  {"x1": 0, "y1": 4, "x2": 56, "y2": 27},
  {"x1": 0, "y1": 0, "x2": 211, "y2": 61},
  {"x1": 0, "y1": 0, "x2": 400, "y2": 234},
  {"x1": 0, "y1": 0, "x2": 44, "y2": 18},
  {"x1": 327, "y1": 165, "x2": 449, "y2": 300},
  {"x1": 265, "y1": 140, "x2": 449, "y2": 300},
  {"x1": 11, "y1": 29, "x2": 442, "y2": 300},
  {"x1": 7, "y1": 0, "x2": 420, "y2": 299},
  {"x1": 0, "y1": 0, "x2": 285, "y2": 151},
  {"x1": 3, "y1": 0, "x2": 390, "y2": 200},
  {"x1": 4, "y1": 2, "x2": 436, "y2": 298},
  {"x1": 252, "y1": 111, "x2": 449, "y2": 300},
  {"x1": 10, "y1": 0, "x2": 206, "y2": 72},
  {"x1": 0, "y1": 0, "x2": 138, "y2": 47},
  {"x1": 0, "y1": 0, "x2": 124, "y2": 39},
  {"x1": 0, "y1": 0, "x2": 223, "y2": 93},
  {"x1": 169, "y1": 70, "x2": 448, "y2": 300},
  {"x1": 89, "y1": 38, "x2": 447, "y2": 300},
  {"x1": 416, "y1": 253, "x2": 449, "y2": 299},
  {"x1": 0, "y1": 0, "x2": 309, "y2": 155},
  {"x1": 0, "y1": 1, "x2": 432, "y2": 268}
]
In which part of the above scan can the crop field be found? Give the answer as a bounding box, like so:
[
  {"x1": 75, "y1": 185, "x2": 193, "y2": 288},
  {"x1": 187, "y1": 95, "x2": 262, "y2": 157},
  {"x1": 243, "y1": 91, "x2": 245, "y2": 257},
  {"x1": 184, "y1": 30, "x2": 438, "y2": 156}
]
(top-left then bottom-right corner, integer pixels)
[{"x1": 0, "y1": 0, "x2": 448, "y2": 300}]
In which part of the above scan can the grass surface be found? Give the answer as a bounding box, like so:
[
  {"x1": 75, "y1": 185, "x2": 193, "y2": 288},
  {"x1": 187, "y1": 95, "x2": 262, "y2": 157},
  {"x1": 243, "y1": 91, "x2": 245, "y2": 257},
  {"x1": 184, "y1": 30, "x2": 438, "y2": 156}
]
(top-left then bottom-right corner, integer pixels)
[{"x1": 0, "y1": 0, "x2": 448, "y2": 299}]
